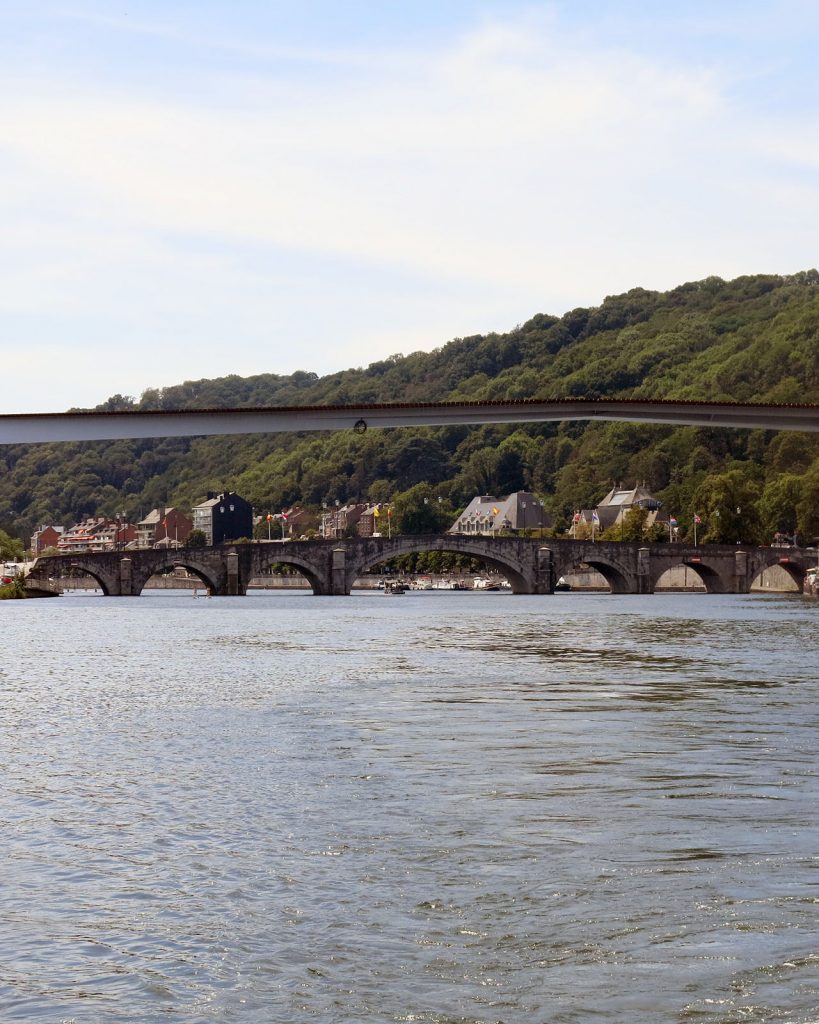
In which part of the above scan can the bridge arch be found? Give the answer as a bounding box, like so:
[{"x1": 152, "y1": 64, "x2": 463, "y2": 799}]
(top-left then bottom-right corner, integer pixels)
[
  {"x1": 556, "y1": 554, "x2": 634, "y2": 594},
  {"x1": 53, "y1": 559, "x2": 117, "y2": 595},
  {"x1": 131, "y1": 557, "x2": 221, "y2": 596},
  {"x1": 652, "y1": 558, "x2": 729, "y2": 594},
  {"x1": 347, "y1": 537, "x2": 533, "y2": 594},
  {"x1": 750, "y1": 554, "x2": 810, "y2": 592},
  {"x1": 255, "y1": 549, "x2": 330, "y2": 596}
]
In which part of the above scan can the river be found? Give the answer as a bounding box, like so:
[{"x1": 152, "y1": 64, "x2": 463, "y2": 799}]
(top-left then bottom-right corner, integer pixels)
[{"x1": 0, "y1": 591, "x2": 816, "y2": 1023}]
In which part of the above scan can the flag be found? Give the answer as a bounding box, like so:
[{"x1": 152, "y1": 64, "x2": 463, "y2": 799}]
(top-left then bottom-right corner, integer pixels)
[
  {"x1": 669, "y1": 516, "x2": 678, "y2": 526},
  {"x1": 387, "y1": 508, "x2": 392, "y2": 517},
  {"x1": 266, "y1": 513, "x2": 273, "y2": 522},
  {"x1": 373, "y1": 506, "x2": 380, "y2": 518},
  {"x1": 281, "y1": 510, "x2": 289, "y2": 520},
  {"x1": 573, "y1": 512, "x2": 581, "y2": 523},
  {"x1": 693, "y1": 514, "x2": 702, "y2": 524},
  {"x1": 592, "y1": 511, "x2": 600, "y2": 525},
  {"x1": 492, "y1": 507, "x2": 500, "y2": 516}
]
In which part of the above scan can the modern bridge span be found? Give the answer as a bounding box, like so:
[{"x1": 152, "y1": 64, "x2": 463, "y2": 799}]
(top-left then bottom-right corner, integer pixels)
[
  {"x1": 30, "y1": 537, "x2": 816, "y2": 597},
  {"x1": 2, "y1": 397, "x2": 819, "y2": 444}
]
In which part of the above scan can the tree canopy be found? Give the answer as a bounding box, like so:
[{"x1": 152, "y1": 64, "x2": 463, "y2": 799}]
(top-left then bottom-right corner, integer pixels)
[{"x1": 2, "y1": 271, "x2": 818, "y2": 548}]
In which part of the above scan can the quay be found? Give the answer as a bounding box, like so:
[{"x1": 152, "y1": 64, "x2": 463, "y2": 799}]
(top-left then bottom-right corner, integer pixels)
[{"x1": 29, "y1": 536, "x2": 818, "y2": 597}]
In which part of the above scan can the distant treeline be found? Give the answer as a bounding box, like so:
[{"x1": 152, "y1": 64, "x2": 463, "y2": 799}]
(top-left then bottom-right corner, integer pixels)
[{"x1": 3, "y1": 271, "x2": 819, "y2": 547}]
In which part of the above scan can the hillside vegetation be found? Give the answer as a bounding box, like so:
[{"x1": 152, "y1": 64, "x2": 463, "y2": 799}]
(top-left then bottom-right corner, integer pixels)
[{"x1": 3, "y1": 271, "x2": 819, "y2": 545}]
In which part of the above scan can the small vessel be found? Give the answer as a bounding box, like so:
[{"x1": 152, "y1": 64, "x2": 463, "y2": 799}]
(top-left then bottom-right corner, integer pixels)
[
  {"x1": 554, "y1": 576, "x2": 571, "y2": 592},
  {"x1": 472, "y1": 576, "x2": 500, "y2": 591},
  {"x1": 384, "y1": 580, "x2": 406, "y2": 596}
]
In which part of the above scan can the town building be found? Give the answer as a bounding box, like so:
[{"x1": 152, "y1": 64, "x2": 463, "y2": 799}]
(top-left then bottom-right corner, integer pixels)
[
  {"x1": 31, "y1": 524, "x2": 65, "y2": 555},
  {"x1": 357, "y1": 504, "x2": 392, "y2": 537},
  {"x1": 56, "y1": 517, "x2": 135, "y2": 553},
  {"x1": 320, "y1": 502, "x2": 368, "y2": 539},
  {"x1": 449, "y1": 492, "x2": 551, "y2": 535},
  {"x1": 576, "y1": 483, "x2": 665, "y2": 533},
  {"x1": 136, "y1": 507, "x2": 193, "y2": 548},
  {"x1": 191, "y1": 491, "x2": 253, "y2": 545}
]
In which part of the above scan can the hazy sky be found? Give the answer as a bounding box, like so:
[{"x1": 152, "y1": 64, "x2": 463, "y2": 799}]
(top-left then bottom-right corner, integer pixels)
[{"x1": 2, "y1": 1, "x2": 818, "y2": 412}]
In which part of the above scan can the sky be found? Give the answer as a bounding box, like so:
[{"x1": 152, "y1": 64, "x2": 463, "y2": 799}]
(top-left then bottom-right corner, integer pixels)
[{"x1": 2, "y1": 1, "x2": 818, "y2": 413}]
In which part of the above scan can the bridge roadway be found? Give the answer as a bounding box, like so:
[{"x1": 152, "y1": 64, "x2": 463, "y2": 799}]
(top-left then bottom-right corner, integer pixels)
[
  {"x1": 1, "y1": 397, "x2": 818, "y2": 444},
  {"x1": 30, "y1": 536, "x2": 816, "y2": 597}
]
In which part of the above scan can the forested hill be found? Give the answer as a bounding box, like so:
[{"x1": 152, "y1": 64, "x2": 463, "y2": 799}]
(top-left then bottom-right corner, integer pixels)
[{"x1": 3, "y1": 270, "x2": 819, "y2": 546}]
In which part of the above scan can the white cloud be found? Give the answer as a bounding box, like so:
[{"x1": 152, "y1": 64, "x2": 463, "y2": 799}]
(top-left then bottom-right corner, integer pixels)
[{"x1": 0, "y1": 10, "x2": 816, "y2": 411}]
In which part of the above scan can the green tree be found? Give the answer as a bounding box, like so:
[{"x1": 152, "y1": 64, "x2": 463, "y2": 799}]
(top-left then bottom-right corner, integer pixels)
[
  {"x1": 691, "y1": 469, "x2": 763, "y2": 544},
  {"x1": 795, "y1": 462, "x2": 819, "y2": 543},
  {"x1": 0, "y1": 529, "x2": 25, "y2": 562},
  {"x1": 758, "y1": 474, "x2": 802, "y2": 539},
  {"x1": 392, "y1": 484, "x2": 452, "y2": 535},
  {"x1": 185, "y1": 529, "x2": 208, "y2": 549},
  {"x1": 601, "y1": 507, "x2": 648, "y2": 542}
]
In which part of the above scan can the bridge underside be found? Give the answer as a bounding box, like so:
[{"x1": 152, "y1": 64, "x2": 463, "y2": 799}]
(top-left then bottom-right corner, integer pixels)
[{"x1": 2, "y1": 398, "x2": 818, "y2": 445}]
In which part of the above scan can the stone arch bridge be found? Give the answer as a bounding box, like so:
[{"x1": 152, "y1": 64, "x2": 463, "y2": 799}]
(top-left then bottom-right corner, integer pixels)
[{"x1": 30, "y1": 537, "x2": 816, "y2": 597}]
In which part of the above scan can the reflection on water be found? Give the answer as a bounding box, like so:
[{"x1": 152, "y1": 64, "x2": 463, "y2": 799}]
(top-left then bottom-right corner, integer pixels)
[{"x1": 0, "y1": 591, "x2": 816, "y2": 1022}]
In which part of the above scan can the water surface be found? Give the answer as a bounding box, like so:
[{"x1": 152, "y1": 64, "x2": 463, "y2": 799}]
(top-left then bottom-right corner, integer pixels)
[{"x1": 0, "y1": 591, "x2": 817, "y2": 1022}]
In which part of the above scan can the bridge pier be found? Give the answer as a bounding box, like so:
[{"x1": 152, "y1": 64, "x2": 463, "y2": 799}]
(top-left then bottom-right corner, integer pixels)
[
  {"x1": 120, "y1": 557, "x2": 134, "y2": 597},
  {"x1": 226, "y1": 551, "x2": 241, "y2": 596},
  {"x1": 637, "y1": 547, "x2": 653, "y2": 595},
  {"x1": 332, "y1": 547, "x2": 348, "y2": 596},
  {"x1": 734, "y1": 550, "x2": 748, "y2": 594},
  {"x1": 536, "y1": 546, "x2": 554, "y2": 594}
]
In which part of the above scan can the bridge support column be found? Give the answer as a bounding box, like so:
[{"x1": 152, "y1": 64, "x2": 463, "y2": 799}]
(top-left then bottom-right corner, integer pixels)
[
  {"x1": 536, "y1": 547, "x2": 554, "y2": 594},
  {"x1": 734, "y1": 550, "x2": 748, "y2": 594},
  {"x1": 226, "y1": 551, "x2": 241, "y2": 596},
  {"x1": 331, "y1": 547, "x2": 348, "y2": 595},
  {"x1": 637, "y1": 547, "x2": 652, "y2": 595},
  {"x1": 119, "y1": 557, "x2": 134, "y2": 597}
]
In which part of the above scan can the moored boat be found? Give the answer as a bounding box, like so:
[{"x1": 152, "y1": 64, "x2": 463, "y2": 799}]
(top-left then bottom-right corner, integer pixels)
[{"x1": 472, "y1": 576, "x2": 500, "y2": 591}]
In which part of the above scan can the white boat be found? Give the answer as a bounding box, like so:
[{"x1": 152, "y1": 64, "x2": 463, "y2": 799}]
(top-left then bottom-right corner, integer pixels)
[
  {"x1": 384, "y1": 580, "x2": 406, "y2": 596},
  {"x1": 472, "y1": 576, "x2": 500, "y2": 591}
]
